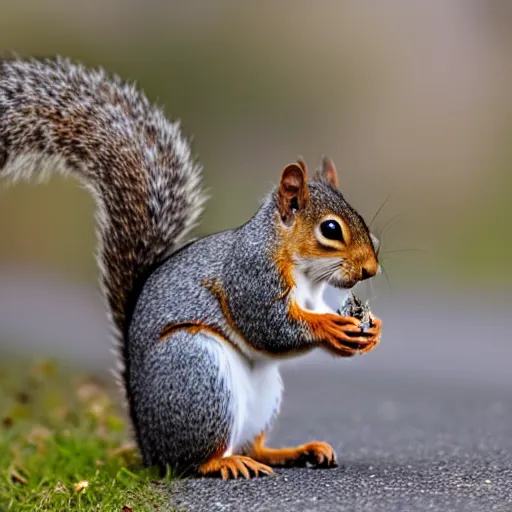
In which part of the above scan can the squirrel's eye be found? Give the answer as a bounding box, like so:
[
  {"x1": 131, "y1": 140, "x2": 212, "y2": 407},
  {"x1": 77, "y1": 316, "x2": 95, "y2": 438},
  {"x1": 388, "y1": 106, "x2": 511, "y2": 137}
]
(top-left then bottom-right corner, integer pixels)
[{"x1": 320, "y1": 220, "x2": 343, "y2": 242}]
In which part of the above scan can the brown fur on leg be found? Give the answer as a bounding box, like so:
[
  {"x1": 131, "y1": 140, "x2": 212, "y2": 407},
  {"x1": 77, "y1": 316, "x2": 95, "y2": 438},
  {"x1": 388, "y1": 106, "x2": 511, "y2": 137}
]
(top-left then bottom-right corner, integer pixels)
[{"x1": 247, "y1": 432, "x2": 337, "y2": 468}]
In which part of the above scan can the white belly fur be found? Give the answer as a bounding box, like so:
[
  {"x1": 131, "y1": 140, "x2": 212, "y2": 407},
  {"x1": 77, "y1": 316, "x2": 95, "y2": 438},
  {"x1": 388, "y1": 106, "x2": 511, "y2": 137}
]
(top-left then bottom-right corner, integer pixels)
[{"x1": 206, "y1": 336, "x2": 283, "y2": 454}]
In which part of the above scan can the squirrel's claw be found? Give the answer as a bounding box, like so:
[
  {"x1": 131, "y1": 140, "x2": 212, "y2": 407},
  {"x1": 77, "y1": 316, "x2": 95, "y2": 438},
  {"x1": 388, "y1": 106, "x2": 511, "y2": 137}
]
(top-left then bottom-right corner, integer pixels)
[
  {"x1": 323, "y1": 314, "x2": 383, "y2": 357},
  {"x1": 357, "y1": 316, "x2": 382, "y2": 354},
  {"x1": 298, "y1": 441, "x2": 338, "y2": 468},
  {"x1": 199, "y1": 455, "x2": 274, "y2": 480},
  {"x1": 317, "y1": 314, "x2": 372, "y2": 357},
  {"x1": 247, "y1": 432, "x2": 338, "y2": 469}
]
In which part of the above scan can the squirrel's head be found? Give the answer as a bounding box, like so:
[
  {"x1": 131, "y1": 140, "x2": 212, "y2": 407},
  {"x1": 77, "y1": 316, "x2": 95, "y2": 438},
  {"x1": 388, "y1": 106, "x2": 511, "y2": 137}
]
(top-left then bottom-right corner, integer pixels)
[{"x1": 274, "y1": 157, "x2": 379, "y2": 289}]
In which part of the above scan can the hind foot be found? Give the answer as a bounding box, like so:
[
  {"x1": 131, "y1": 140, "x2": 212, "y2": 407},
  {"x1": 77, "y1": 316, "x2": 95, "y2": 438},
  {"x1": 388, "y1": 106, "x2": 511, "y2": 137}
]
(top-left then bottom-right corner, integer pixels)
[
  {"x1": 247, "y1": 432, "x2": 337, "y2": 468},
  {"x1": 199, "y1": 454, "x2": 274, "y2": 480}
]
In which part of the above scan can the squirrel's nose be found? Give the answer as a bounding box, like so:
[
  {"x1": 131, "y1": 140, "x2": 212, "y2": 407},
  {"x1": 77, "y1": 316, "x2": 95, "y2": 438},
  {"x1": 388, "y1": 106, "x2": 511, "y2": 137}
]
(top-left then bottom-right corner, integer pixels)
[{"x1": 361, "y1": 266, "x2": 375, "y2": 281}]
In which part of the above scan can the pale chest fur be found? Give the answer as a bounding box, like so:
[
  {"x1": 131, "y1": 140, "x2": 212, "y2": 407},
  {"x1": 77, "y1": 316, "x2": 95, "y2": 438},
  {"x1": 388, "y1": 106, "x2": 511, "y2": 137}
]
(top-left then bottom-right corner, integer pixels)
[{"x1": 206, "y1": 338, "x2": 283, "y2": 454}]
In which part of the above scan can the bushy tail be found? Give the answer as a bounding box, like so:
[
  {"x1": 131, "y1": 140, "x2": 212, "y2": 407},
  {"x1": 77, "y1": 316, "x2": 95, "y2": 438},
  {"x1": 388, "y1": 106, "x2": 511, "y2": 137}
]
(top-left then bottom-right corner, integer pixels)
[{"x1": 0, "y1": 56, "x2": 205, "y2": 348}]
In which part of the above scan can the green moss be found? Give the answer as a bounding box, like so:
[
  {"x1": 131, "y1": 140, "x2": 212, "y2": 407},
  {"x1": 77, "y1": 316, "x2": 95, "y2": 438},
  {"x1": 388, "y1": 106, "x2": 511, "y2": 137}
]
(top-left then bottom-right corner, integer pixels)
[{"x1": 0, "y1": 360, "x2": 173, "y2": 511}]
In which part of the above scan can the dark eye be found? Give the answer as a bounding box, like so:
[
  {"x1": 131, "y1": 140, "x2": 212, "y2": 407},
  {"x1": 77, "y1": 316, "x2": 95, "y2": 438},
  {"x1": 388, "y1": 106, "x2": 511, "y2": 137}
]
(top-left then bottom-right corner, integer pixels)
[{"x1": 320, "y1": 220, "x2": 344, "y2": 242}]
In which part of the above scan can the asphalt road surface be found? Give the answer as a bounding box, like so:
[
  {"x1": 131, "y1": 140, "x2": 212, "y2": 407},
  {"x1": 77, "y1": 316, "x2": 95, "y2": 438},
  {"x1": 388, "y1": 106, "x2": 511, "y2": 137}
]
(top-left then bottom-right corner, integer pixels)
[{"x1": 168, "y1": 367, "x2": 512, "y2": 512}]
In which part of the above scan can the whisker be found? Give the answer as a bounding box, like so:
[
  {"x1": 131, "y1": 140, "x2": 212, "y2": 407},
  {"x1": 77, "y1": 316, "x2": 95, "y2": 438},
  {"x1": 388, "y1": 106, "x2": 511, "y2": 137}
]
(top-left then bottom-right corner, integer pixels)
[
  {"x1": 369, "y1": 187, "x2": 399, "y2": 230},
  {"x1": 313, "y1": 270, "x2": 334, "y2": 283},
  {"x1": 306, "y1": 258, "x2": 342, "y2": 283},
  {"x1": 377, "y1": 215, "x2": 410, "y2": 243},
  {"x1": 322, "y1": 266, "x2": 341, "y2": 282}
]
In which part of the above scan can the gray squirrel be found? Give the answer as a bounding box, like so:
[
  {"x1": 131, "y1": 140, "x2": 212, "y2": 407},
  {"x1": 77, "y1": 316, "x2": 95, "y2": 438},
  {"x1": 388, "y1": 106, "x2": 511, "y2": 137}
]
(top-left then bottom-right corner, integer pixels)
[{"x1": 0, "y1": 57, "x2": 382, "y2": 479}]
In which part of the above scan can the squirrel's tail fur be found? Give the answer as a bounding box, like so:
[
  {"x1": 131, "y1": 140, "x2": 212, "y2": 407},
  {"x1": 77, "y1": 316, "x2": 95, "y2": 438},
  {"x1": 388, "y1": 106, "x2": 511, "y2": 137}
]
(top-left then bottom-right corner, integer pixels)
[{"x1": 0, "y1": 56, "x2": 205, "y2": 359}]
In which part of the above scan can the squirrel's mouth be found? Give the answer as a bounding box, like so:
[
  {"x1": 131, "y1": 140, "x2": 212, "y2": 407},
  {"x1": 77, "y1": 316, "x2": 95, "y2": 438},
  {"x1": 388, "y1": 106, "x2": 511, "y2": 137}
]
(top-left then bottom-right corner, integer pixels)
[{"x1": 326, "y1": 273, "x2": 359, "y2": 290}]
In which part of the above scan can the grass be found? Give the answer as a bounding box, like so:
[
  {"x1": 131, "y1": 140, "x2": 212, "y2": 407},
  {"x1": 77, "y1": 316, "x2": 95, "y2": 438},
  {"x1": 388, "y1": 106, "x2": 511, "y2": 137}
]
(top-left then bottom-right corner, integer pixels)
[{"x1": 0, "y1": 360, "x2": 173, "y2": 511}]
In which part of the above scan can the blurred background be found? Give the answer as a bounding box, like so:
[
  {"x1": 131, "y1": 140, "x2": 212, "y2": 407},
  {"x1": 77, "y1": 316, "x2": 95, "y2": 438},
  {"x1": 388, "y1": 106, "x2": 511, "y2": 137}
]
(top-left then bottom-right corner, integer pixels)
[{"x1": 0, "y1": 1, "x2": 510, "y2": 381}]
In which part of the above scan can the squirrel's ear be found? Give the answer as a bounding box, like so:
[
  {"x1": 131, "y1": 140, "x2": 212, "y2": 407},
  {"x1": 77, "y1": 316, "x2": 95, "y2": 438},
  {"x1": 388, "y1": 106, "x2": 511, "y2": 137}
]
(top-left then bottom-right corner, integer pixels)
[
  {"x1": 278, "y1": 162, "x2": 310, "y2": 224},
  {"x1": 315, "y1": 156, "x2": 339, "y2": 189}
]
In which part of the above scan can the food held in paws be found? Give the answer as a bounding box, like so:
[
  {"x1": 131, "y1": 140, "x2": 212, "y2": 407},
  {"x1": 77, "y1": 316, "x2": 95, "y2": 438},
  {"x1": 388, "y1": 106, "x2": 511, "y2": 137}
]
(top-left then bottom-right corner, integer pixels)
[{"x1": 338, "y1": 293, "x2": 373, "y2": 332}]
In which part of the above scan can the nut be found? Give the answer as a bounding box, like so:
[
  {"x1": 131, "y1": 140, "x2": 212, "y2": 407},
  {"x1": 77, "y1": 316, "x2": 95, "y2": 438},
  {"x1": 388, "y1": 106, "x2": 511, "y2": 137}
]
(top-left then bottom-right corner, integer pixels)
[{"x1": 338, "y1": 293, "x2": 373, "y2": 332}]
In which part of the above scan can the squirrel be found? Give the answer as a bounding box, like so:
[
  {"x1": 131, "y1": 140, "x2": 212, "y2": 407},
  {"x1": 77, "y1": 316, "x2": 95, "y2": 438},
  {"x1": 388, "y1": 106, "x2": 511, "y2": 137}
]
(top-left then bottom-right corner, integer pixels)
[{"x1": 0, "y1": 56, "x2": 382, "y2": 479}]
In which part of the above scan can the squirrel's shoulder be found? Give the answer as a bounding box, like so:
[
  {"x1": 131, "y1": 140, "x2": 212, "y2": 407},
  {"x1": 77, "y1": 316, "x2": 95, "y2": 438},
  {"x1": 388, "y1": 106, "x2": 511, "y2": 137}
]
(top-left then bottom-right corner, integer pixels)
[
  {"x1": 129, "y1": 230, "x2": 236, "y2": 321},
  {"x1": 128, "y1": 200, "x2": 280, "y2": 338}
]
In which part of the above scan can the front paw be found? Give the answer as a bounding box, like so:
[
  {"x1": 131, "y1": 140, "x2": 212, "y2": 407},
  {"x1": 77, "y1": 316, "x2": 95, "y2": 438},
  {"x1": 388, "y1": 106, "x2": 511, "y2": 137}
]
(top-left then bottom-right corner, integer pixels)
[
  {"x1": 358, "y1": 316, "x2": 382, "y2": 355},
  {"x1": 296, "y1": 441, "x2": 337, "y2": 468},
  {"x1": 320, "y1": 314, "x2": 376, "y2": 357}
]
